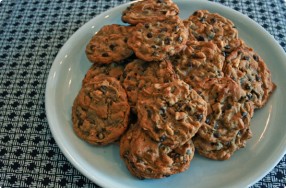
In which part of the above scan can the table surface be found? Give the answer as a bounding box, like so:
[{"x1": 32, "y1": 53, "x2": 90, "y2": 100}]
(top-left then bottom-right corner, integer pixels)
[{"x1": 0, "y1": 0, "x2": 285, "y2": 187}]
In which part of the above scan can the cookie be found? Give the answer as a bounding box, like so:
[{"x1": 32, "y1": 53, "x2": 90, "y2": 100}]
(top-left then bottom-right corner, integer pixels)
[
  {"x1": 82, "y1": 63, "x2": 125, "y2": 85},
  {"x1": 85, "y1": 24, "x2": 134, "y2": 64},
  {"x1": 127, "y1": 16, "x2": 188, "y2": 61},
  {"x1": 72, "y1": 76, "x2": 130, "y2": 145},
  {"x1": 223, "y1": 45, "x2": 276, "y2": 108},
  {"x1": 185, "y1": 10, "x2": 238, "y2": 50},
  {"x1": 121, "y1": 59, "x2": 177, "y2": 110},
  {"x1": 95, "y1": 24, "x2": 133, "y2": 36},
  {"x1": 172, "y1": 41, "x2": 225, "y2": 89},
  {"x1": 122, "y1": 0, "x2": 179, "y2": 25},
  {"x1": 192, "y1": 78, "x2": 254, "y2": 160},
  {"x1": 193, "y1": 127, "x2": 252, "y2": 160},
  {"x1": 220, "y1": 38, "x2": 245, "y2": 58},
  {"x1": 120, "y1": 124, "x2": 195, "y2": 179},
  {"x1": 137, "y1": 79, "x2": 207, "y2": 148}
]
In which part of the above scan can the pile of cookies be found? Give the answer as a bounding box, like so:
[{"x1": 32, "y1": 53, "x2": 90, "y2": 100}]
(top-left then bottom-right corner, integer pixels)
[{"x1": 72, "y1": 0, "x2": 276, "y2": 179}]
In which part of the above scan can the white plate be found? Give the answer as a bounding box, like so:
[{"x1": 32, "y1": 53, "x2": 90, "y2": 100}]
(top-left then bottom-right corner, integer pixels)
[{"x1": 45, "y1": 1, "x2": 286, "y2": 188}]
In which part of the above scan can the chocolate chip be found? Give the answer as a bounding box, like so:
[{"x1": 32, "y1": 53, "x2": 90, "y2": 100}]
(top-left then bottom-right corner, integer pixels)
[
  {"x1": 241, "y1": 111, "x2": 248, "y2": 118},
  {"x1": 129, "y1": 111, "x2": 138, "y2": 124},
  {"x1": 196, "y1": 114, "x2": 203, "y2": 122},
  {"x1": 151, "y1": 45, "x2": 158, "y2": 49},
  {"x1": 176, "y1": 102, "x2": 184, "y2": 111},
  {"x1": 255, "y1": 75, "x2": 261, "y2": 81},
  {"x1": 211, "y1": 142, "x2": 216, "y2": 146},
  {"x1": 160, "y1": 27, "x2": 168, "y2": 32},
  {"x1": 154, "y1": 125, "x2": 160, "y2": 133},
  {"x1": 102, "y1": 52, "x2": 109, "y2": 57},
  {"x1": 213, "y1": 132, "x2": 220, "y2": 138},
  {"x1": 147, "y1": 109, "x2": 152, "y2": 118},
  {"x1": 242, "y1": 56, "x2": 250, "y2": 60},
  {"x1": 130, "y1": 161, "x2": 136, "y2": 169},
  {"x1": 160, "y1": 135, "x2": 166, "y2": 142},
  {"x1": 193, "y1": 11, "x2": 199, "y2": 16},
  {"x1": 144, "y1": 23, "x2": 150, "y2": 29},
  {"x1": 159, "y1": 108, "x2": 167, "y2": 119},
  {"x1": 246, "y1": 93, "x2": 253, "y2": 100},
  {"x1": 152, "y1": 51, "x2": 159, "y2": 56},
  {"x1": 173, "y1": 25, "x2": 179, "y2": 32},
  {"x1": 196, "y1": 36, "x2": 204, "y2": 41},
  {"x1": 177, "y1": 36, "x2": 183, "y2": 43},
  {"x1": 199, "y1": 17, "x2": 205, "y2": 22},
  {"x1": 78, "y1": 118, "x2": 83, "y2": 126},
  {"x1": 185, "y1": 105, "x2": 191, "y2": 112},
  {"x1": 89, "y1": 45, "x2": 95, "y2": 51},
  {"x1": 123, "y1": 151, "x2": 129, "y2": 158},
  {"x1": 224, "y1": 45, "x2": 231, "y2": 50},
  {"x1": 100, "y1": 86, "x2": 107, "y2": 93},
  {"x1": 208, "y1": 32, "x2": 215, "y2": 40},
  {"x1": 253, "y1": 55, "x2": 259, "y2": 61},
  {"x1": 164, "y1": 37, "x2": 171, "y2": 45},
  {"x1": 222, "y1": 51, "x2": 229, "y2": 57},
  {"x1": 157, "y1": 0, "x2": 163, "y2": 3},
  {"x1": 213, "y1": 122, "x2": 219, "y2": 129},
  {"x1": 109, "y1": 44, "x2": 116, "y2": 50},
  {"x1": 238, "y1": 96, "x2": 247, "y2": 103},
  {"x1": 174, "y1": 153, "x2": 180, "y2": 158},
  {"x1": 147, "y1": 32, "x2": 153, "y2": 38},
  {"x1": 205, "y1": 116, "x2": 211, "y2": 124},
  {"x1": 245, "y1": 84, "x2": 251, "y2": 90},
  {"x1": 210, "y1": 18, "x2": 216, "y2": 24},
  {"x1": 161, "y1": 10, "x2": 167, "y2": 14}
]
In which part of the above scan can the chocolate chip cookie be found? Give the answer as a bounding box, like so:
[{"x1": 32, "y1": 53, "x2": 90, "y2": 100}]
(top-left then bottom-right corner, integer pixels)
[
  {"x1": 120, "y1": 124, "x2": 195, "y2": 179},
  {"x1": 122, "y1": 0, "x2": 179, "y2": 25},
  {"x1": 193, "y1": 78, "x2": 254, "y2": 160},
  {"x1": 223, "y1": 45, "x2": 276, "y2": 108},
  {"x1": 185, "y1": 10, "x2": 238, "y2": 50},
  {"x1": 172, "y1": 41, "x2": 225, "y2": 89},
  {"x1": 193, "y1": 127, "x2": 252, "y2": 160},
  {"x1": 82, "y1": 63, "x2": 125, "y2": 85},
  {"x1": 86, "y1": 24, "x2": 134, "y2": 64},
  {"x1": 72, "y1": 76, "x2": 130, "y2": 145},
  {"x1": 127, "y1": 16, "x2": 188, "y2": 61},
  {"x1": 137, "y1": 79, "x2": 207, "y2": 148},
  {"x1": 121, "y1": 59, "x2": 177, "y2": 110}
]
